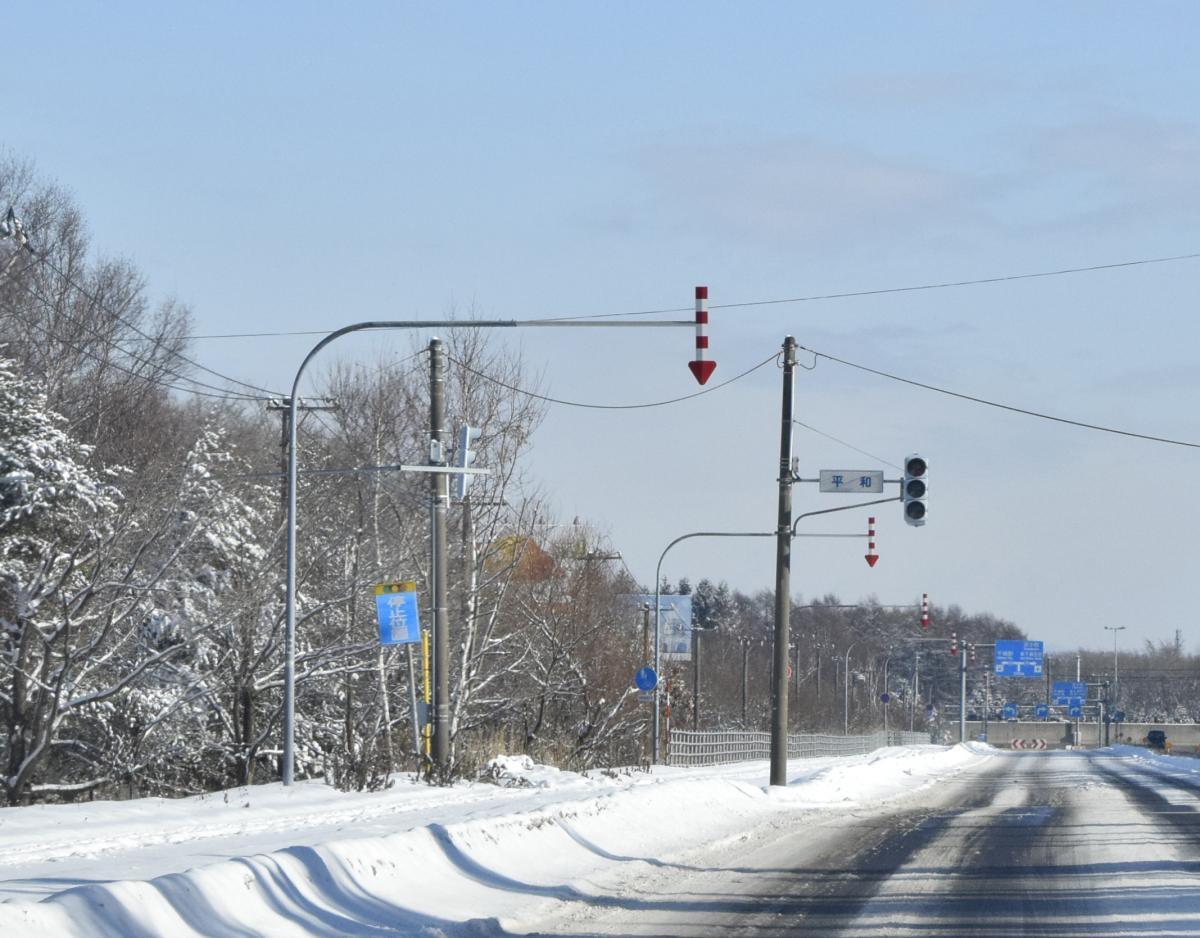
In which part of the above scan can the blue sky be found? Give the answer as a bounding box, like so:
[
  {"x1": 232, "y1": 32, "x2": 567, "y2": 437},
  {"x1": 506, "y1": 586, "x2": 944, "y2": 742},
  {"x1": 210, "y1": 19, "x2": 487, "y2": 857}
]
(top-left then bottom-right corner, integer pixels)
[{"x1": 6, "y1": 3, "x2": 1200, "y2": 655}]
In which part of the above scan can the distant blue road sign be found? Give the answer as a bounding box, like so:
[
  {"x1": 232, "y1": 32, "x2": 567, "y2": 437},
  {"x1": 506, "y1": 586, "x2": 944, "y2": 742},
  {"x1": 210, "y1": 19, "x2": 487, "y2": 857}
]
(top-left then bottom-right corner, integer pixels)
[
  {"x1": 1052, "y1": 681, "x2": 1087, "y2": 705},
  {"x1": 1002, "y1": 702, "x2": 1019, "y2": 720},
  {"x1": 880, "y1": 692, "x2": 892, "y2": 704},
  {"x1": 634, "y1": 667, "x2": 658, "y2": 691},
  {"x1": 1068, "y1": 704, "x2": 1083, "y2": 718},
  {"x1": 1034, "y1": 704, "x2": 1049, "y2": 719},
  {"x1": 1114, "y1": 710, "x2": 1126, "y2": 722},
  {"x1": 374, "y1": 584, "x2": 420, "y2": 645},
  {"x1": 994, "y1": 640, "x2": 1044, "y2": 677}
]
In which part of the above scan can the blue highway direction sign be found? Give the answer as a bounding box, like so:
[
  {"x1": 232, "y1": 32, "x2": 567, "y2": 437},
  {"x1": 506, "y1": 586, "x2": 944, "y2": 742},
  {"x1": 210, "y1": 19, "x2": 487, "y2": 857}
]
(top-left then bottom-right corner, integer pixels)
[
  {"x1": 1002, "y1": 703, "x2": 1019, "y2": 720},
  {"x1": 1034, "y1": 704, "x2": 1049, "y2": 719},
  {"x1": 994, "y1": 640, "x2": 1044, "y2": 677},
  {"x1": 1052, "y1": 681, "x2": 1087, "y2": 706}
]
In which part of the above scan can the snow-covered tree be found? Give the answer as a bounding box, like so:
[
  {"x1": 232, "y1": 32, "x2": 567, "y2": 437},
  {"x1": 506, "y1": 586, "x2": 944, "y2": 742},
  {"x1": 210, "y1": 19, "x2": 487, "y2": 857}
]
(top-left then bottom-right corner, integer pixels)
[{"x1": 0, "y1": 354, "x2": 126, "y2": 803}]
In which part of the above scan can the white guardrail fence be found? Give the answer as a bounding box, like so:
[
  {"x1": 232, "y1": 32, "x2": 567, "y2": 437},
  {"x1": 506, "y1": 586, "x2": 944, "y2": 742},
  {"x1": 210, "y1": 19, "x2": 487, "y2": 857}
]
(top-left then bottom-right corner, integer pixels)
[{"x1": 667, "y1": 729, "x2": 932, "y2": 767}]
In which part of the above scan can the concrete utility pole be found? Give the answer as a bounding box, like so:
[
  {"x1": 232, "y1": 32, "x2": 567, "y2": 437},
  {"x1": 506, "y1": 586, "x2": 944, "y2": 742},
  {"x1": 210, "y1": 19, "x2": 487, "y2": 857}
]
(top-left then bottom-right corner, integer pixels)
[
  {"x1": 771, "y1": 336, "x2": 797, "y2": 787},
  {"x1": 959, "y1": 645, "x2": 968, "y2": 743},
  {"x1": 429, "y1": 339, "x2": 452, "y2": 769},
  {"x1": 267, "y1": 399, "x2": 337, "y2": 514}
]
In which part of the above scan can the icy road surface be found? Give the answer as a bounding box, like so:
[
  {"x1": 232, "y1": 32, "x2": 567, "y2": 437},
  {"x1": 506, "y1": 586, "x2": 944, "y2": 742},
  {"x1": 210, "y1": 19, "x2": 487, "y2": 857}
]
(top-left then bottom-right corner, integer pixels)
[
  {"x1": 1, "y1": 745, "x2": 1197, "y2": 935},
  {"x1": 521, "y1": 748, "x2": 1200, "y2": 937}
]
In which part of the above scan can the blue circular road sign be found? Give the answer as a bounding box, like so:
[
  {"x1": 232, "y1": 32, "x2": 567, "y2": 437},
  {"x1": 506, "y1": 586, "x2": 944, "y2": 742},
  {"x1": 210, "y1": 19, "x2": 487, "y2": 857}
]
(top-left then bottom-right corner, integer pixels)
[
  {"x1": 634, "y1": 667, "x2": 658, "y2": 691},
  {"x1": 880, "y1": 692, "x2": 891, "y2": 704}
]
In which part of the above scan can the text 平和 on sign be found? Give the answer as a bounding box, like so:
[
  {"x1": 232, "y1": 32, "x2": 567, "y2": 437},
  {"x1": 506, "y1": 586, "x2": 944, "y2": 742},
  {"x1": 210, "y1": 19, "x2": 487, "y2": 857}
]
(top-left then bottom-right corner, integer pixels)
[{"x1": 818, "y1": 470, "x2": 884, "y2": 494}]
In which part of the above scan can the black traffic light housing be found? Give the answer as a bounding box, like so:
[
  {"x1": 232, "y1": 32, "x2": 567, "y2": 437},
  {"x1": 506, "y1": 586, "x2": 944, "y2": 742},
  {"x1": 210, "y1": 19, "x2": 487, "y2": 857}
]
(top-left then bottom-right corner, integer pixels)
[{"x1": 902, "y1": 454, "x2": 928, "y2": 527}]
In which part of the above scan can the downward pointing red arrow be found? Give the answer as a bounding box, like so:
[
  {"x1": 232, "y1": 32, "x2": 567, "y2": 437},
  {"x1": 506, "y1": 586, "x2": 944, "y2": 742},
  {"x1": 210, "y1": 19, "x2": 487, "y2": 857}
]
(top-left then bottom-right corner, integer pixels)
[
  {"x1": 865, "y1": 553, "x2": 878, "y2": 568},
  {"x1": 688, "y1": 360, "x2": 717, "y2": 385}
]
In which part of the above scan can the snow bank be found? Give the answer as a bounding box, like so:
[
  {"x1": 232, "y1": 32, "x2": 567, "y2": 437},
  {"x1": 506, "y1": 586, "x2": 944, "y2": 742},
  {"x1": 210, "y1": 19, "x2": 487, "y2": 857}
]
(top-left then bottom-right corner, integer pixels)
[{"x1": 0, "y1": 744, "x2": 986, "y2": 937}]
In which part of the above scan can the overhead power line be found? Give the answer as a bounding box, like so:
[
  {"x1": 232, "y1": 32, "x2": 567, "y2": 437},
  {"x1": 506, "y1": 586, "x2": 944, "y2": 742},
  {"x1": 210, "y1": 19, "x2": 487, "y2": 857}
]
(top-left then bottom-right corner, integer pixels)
[
  {"x1": 445, "y1": 351, "x2": 778, "y2": 410},
  {"x1": 181, "y1": 250, "x2": 1200, "y2": 339},
  {"x1": 542, "y1": 252, "x2": 1200, "y2": 321},
  {"x1": 4, "y1": 208, "x2": 281, "y2": 399},
  {"x1": 801, "y1": 345, "x2": 1200, "y2": 450},
  {"x1": 34, "y1": 253, "x2": 283, "y2": 397}
]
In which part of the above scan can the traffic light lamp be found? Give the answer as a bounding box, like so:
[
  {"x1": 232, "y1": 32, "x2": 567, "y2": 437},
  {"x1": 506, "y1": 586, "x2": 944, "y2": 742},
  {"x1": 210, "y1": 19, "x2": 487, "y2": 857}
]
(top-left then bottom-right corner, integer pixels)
[
  {"x1": 902, "y1": 454, "x2": 928, "y2": 527},
  {"x1": 949, "y1": 631, "x2": 958, "y2": 657}
]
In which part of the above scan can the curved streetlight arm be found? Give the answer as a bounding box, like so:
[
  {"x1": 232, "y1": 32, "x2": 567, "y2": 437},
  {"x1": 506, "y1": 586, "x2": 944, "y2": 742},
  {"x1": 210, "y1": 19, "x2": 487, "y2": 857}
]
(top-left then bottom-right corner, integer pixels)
[
  {"x1": 283, "y1": 318, "x2": 696, "y2": 785},
  {"x1": 790, "y1": 495, "x2": 899, "y2": 535},
  {"x1": 286, "y1": 322, "x2": 519, "y2": 784},
  {"x1": 650, "y1": 531, "x2": 773, "y2": 764}
]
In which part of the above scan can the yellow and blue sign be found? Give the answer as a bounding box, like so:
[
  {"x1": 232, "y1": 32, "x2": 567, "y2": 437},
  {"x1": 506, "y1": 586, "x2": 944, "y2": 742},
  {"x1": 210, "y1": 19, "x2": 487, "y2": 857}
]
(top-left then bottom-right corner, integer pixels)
[{"x1": 374, "y1": 582, "x2": 421, "y2": 645}]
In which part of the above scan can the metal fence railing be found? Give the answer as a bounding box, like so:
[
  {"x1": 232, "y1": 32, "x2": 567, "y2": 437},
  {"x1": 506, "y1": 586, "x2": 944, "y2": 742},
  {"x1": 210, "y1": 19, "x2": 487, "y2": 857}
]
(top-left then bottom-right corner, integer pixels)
[{"x1": 667, "y1": 729, "x2": 931, "y2": 767}]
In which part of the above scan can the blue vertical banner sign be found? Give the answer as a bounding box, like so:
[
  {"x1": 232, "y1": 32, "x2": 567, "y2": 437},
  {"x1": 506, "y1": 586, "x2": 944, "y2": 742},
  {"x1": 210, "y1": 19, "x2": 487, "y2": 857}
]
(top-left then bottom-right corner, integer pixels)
[
  {"x1": 620, "y1": 594, "x2": 694, "y2": 660},
  {"x1": 375, "y1": 581, "x2": 421, "y2": 645}
]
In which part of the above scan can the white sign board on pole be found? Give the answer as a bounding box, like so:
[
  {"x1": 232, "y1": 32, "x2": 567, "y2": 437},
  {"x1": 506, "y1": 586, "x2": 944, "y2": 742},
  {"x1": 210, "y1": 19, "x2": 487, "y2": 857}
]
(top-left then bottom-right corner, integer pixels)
[{"x1": 819, "y1": 470, "x2": 884, "y2": 494}]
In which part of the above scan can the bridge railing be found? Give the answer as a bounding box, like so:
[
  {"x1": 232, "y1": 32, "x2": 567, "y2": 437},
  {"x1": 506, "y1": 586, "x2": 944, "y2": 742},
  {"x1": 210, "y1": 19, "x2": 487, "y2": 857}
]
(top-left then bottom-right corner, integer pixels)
[{"x1": 667, "y1": 729, "x2": 931, "y2": 767}]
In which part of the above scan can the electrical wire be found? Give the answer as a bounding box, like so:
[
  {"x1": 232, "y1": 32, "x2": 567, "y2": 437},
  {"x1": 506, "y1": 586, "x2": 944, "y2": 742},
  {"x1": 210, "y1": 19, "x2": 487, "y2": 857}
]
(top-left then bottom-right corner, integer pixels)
[
  {"x1": 793, "y1": 421, "x2": 902, "y2": 469},
  {"x1": 36, "y1": 253, "x2": 284, "y2": 397},
  {"x1": 800, "y1": 345, "x2": 1200, "y2": 450},
  {"x1": 10, "y1": 307, "x2": 265, "y2": 402},
  {"x1": 0, "y1": 292, "x2": 266, "y2": 402},
  {"x1": 541, "y1": 252, "x2": 1200, "y2": 322},
  {"x1": 444, "y1": 351, "x2": 778, "y2": 410},
  {"x1": 178, "y1": 250, "x2": 1200, "y2": 339}
]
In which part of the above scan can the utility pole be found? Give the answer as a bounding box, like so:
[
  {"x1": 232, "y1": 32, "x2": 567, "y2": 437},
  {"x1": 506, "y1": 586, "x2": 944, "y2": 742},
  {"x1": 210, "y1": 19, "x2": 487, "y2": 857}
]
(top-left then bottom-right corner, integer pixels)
[
  {"x1": 770, "y1": 336, "x2": 797, "y2": 787},
  {"x1": 429, "y1": 339, "x2": 451, "y2": 772},
  {"x1": 267, "y1": 398, "x2": 337, "y2": 515},
  {"x1": 692, "y1": 628, "x2": 702, "y2": 730},
  {"x1": 741, "y1": 639, "x2": 750, "y2": 726},
  {"x1": 959, "y1": 645, "x2": 968, "y2": 743}
]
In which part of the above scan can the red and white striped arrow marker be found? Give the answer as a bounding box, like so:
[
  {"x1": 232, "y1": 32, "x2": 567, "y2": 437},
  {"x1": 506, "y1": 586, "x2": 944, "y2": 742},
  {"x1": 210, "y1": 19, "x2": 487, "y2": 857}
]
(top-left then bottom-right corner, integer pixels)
[
  {"x1": 865, "y1": 516, "x2": 878, "y2": 567},
  {"x1": 687, "y1": 286, "x2": 717, "y2": 385},
  {"x1": 921, "y1": 592, "x2": 930, "y2": 630}
]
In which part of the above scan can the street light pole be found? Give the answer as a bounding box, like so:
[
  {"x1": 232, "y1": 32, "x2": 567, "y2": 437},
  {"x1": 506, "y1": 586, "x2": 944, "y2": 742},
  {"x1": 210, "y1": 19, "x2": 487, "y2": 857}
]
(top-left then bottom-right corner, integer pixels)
[
  {"x1": 653, "y1": 531, "x2": 773, "y2": 764},
  {"x1": 842, "y1": 640, "x2": 862, "y2": 735},
  {"x1": 1104, "y1": 625, "x2": 1126, "y2": 703},
  {"x1": 282, "y1": 317, "x2": 692, "y2": 785}
]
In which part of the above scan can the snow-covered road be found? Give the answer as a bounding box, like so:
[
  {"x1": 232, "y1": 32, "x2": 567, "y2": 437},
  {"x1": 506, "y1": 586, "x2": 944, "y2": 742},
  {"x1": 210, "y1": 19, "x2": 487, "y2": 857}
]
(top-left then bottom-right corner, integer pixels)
[
  {"x1": 518, "y1": 748, "x2": 1200, "y2": 936},
  {"x1": 1, "y1": 745, "x2": 1195, "y2": 936}
]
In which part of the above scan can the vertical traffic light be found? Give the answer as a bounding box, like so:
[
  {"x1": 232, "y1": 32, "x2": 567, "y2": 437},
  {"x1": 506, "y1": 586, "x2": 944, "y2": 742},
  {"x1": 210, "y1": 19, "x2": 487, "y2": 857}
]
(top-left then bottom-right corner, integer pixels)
[
  {"x1": 949, "y1": 631, "x2": 958, "y2": 657},
  {"x1": 920, "y1": 592, "x2": 930, "y2": 630},
  {"x1": 902, "y1": 454, "x2": 928, "y2": 527},
  {"x1": 454, "y1": 425, "x2": 481, "y2": 499}
]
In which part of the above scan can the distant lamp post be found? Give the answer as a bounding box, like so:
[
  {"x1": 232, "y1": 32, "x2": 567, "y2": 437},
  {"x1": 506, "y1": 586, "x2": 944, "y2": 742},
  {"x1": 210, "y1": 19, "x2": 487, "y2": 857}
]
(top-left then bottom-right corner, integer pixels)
[{"x1": 1104, "y1": 625, "x2": 1127, "y2": 703}]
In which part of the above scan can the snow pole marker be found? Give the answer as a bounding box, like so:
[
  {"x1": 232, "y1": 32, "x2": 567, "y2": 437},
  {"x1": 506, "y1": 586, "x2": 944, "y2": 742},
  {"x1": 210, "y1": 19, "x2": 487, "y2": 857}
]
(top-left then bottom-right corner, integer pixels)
[
  {"x1": 687, "y1": 286, "x2": 717, "y2": 385},
  {"x1": 865, "y1": 516, "x2": 878, "y2": 567}
]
